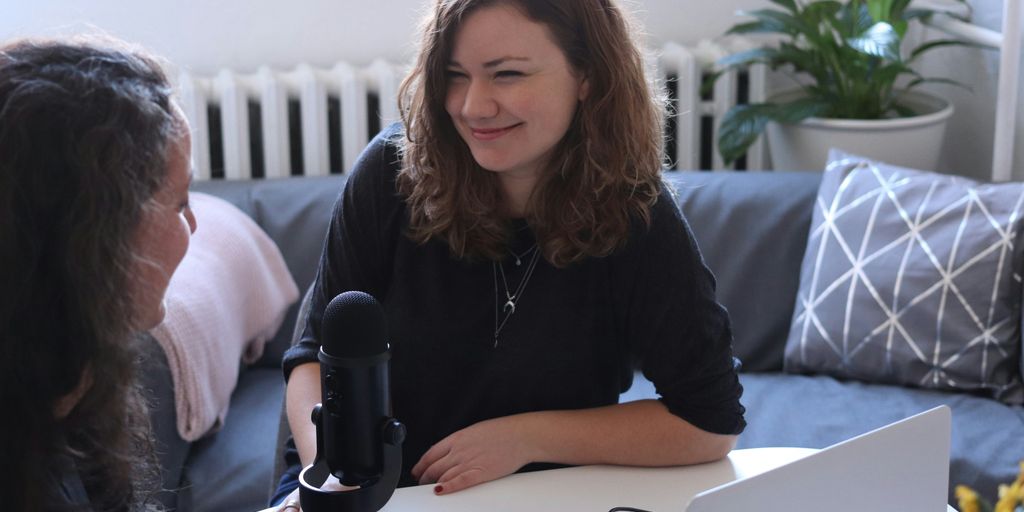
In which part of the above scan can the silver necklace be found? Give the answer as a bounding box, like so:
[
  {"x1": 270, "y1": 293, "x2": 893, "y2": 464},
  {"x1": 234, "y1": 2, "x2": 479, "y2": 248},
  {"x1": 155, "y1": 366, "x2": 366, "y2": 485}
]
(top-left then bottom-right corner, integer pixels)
[
  {"x1": 492, "y1": 246, "x2": 541, "y2": 348},
  {"x1": 509, "y1": 244, "x2": 536, "y2": 266}
]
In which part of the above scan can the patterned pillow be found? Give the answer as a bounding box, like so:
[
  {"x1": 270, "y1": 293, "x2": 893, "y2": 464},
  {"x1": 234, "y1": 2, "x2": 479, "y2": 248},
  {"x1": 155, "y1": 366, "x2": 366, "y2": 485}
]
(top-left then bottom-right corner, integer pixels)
[{"x1": 783, "y1": 150, "x2": 1024, "y2": 404}]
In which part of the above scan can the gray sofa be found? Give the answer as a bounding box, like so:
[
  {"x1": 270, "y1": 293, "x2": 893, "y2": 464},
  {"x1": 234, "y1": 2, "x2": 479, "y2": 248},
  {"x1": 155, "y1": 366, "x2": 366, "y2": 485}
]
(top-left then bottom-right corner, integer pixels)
[{"x1": 141, "y1": 170, "x2": 1024, "y2": 510}]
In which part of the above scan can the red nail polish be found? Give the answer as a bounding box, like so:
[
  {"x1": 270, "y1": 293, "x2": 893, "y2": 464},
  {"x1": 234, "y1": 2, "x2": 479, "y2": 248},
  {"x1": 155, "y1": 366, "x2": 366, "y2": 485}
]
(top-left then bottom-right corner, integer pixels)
[{"x1": 434, "y1": 485, "x2": 444, "y2": 494}]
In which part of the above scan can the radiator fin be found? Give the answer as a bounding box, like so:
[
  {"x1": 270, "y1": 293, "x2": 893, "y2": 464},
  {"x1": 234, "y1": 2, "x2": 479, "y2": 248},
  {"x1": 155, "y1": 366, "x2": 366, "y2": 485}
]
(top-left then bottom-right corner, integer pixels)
[{"x1": 177, "y1": 39, "x2": 764, "y2": 180}]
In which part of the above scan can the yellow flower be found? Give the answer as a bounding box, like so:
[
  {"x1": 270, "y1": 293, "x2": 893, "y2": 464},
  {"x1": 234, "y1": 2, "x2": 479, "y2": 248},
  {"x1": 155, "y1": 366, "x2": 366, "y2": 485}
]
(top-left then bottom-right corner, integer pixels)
[
  {"x1": 994, "y1": 480, "x2": 1022, "y2": 512},
  {"x1": 957, "y1": 485, "x2": 982, "y2": 512}
]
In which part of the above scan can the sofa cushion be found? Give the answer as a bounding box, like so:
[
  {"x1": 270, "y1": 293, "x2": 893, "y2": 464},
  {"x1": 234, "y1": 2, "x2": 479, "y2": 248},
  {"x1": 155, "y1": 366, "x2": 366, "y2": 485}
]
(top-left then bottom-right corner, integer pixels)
[
  {"x1": 784, "y1": 151, "x2": 1024, "y2": 403},
  {"x1": 665, "y1": 171, "x2": 821, "y2": 371},
  {"x1": 620, "y1": 370, "x2": 1023, "y2": 504},
  {"x1": 192, "y1": 176, "x2": 347, "y2": 368},
  {"x1": 149, "y1": 192, "x2": 299, "y2": 440},
  {"x1": 738, "y1": 372, "x2": 1024, "y2": 504}
]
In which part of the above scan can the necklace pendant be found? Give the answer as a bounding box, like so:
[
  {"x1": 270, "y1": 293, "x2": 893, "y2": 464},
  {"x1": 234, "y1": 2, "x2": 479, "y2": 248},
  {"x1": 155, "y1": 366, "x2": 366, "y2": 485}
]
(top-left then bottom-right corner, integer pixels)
[
  {"x1": 515, "y1": 257, "x2": 522, "y2": 266},
  {"x1": 504, "y1": 300, "x2": 516, "y2": 314}
]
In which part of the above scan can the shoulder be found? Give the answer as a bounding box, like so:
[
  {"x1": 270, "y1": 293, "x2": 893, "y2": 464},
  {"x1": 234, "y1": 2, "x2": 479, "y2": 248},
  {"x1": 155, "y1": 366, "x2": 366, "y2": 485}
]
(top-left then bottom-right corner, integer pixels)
[
  {"x1": 633, "y1": 180, "x2": 688, "y2": 244},
  {"x1": 343, "y1": 122, "x2": 405, "y2": 201},
  {"x1": 605, "y1": 179, "x2": 700, "y2": 271},
  {"x1": 349, "y1": 122, "x2": 404, "y2": 181}
]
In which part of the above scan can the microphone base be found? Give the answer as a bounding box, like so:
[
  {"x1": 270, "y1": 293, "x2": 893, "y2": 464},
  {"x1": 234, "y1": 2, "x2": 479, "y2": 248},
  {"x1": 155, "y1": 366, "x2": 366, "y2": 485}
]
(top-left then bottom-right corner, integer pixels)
[{"x1": 298, "y1": 423, "x2": 403, "y2": 512}]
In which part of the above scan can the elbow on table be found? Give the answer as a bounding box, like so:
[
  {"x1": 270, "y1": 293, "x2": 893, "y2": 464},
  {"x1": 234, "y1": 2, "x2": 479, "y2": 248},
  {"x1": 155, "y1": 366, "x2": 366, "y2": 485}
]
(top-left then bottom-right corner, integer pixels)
[
  {"x1": 686, "y1": 431, "x2": 737, "y2": 465},
  {"x1": 710, "y1": 432, "x2": 738, "y2": 459}
]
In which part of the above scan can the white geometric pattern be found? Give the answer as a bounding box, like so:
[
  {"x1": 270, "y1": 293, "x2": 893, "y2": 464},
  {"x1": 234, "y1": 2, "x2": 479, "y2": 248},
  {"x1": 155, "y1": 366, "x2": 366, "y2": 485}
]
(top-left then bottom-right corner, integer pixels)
[{"x1": 784, "y1": 153, "x2": 1024, "y2": 404}]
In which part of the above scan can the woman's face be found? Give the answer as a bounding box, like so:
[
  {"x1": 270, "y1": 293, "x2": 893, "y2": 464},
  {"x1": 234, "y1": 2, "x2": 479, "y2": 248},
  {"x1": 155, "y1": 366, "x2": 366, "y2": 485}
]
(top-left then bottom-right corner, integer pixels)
[
  {"x1": 133, "y1": 120, "x2": 196, "y2": 330},
  {"x1": 445, "y1": 4, "x2": 587, "y2": 187}
]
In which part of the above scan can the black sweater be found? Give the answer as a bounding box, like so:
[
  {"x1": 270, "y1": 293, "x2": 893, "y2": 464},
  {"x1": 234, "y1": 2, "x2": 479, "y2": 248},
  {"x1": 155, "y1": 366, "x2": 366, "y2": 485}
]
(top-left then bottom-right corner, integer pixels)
[{"x1": 282, "y1": 124, "x2": 746, "y2": 485}]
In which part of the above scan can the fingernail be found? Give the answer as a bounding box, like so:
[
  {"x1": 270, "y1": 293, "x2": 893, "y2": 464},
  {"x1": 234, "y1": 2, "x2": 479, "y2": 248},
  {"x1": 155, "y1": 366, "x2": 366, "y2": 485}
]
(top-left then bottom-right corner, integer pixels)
[{"x1": 434, "y1": 485, "x2": 444, "y2": 494}]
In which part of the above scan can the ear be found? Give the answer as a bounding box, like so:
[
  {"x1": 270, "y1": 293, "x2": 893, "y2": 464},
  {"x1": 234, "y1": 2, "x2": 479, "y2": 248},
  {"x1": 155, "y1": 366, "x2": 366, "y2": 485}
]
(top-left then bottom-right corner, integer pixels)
[{"x1": 577, "y1": 75, "x2": 590, "y2": 102}]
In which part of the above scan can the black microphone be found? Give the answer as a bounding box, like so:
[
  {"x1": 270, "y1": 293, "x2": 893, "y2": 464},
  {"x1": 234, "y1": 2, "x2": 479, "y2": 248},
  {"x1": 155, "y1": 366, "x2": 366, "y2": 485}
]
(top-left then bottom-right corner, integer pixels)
[{"x1": 318, "y1": 291, "x2": 395, "y2": 486}]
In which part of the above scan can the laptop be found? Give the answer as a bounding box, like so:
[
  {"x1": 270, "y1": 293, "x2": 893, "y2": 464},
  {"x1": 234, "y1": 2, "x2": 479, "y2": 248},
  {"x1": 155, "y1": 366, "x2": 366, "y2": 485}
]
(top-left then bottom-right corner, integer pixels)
[{"x1": 686, "y1": 406, "x2": 952, "y2": 512}]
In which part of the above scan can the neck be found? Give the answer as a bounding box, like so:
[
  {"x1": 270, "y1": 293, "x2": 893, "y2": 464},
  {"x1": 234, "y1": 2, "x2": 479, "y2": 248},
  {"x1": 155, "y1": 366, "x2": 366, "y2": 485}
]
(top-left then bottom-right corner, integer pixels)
[{"x1": 497, "y1": 173, "x2": 538, "y2": 217}]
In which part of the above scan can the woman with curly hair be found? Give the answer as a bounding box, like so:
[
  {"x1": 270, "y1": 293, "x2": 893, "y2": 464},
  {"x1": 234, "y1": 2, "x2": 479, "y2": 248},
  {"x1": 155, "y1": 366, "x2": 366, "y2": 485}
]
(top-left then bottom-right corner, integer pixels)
[
  {"x1": 0, "y1": 39, "x2": 196, "y2": 510},
  {"x1": 273, "y1": 0, "x2": 746, "y2": 507}
]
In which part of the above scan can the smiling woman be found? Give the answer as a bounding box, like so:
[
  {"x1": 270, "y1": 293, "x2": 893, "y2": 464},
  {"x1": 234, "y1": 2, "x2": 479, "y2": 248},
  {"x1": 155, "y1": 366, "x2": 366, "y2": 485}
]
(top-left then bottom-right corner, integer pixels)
[
  {"x1": 0, "y1": 39, "x2": 195, "y2": 510},
  {"x1": 272, "y1": 1, "x2": 746, "y2": 509}
]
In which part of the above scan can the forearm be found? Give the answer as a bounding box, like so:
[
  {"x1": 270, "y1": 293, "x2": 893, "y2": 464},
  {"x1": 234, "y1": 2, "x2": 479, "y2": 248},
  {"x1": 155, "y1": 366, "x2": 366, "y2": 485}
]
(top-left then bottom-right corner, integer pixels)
[
  {"x1": 285, "y1": 362, "x2": 322, "y2": 467},
  {"x1": 521, "y1": 399, "x2": 735, "y2": 467}
]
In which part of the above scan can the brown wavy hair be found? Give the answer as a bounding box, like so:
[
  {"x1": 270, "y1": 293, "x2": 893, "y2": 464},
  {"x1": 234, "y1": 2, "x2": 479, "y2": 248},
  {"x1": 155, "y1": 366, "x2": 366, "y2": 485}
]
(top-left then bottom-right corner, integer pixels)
[
  {"x1": 0, "y1": 39, "x2": 181, "y2": 511},
  {"x1": 398, "y1": 0, "x2": 665, "y2": 267}
]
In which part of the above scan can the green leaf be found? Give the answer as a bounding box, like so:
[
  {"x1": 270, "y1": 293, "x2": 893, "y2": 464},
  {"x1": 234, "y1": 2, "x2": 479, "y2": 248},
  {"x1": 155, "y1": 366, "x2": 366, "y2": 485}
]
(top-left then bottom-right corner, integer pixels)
[
  {"x1": 768, "y1": 0, "x2": 799, "y2": 14},
  {"x1": 729, "y1": 8, "x2": 808, "y2": 37},
  {"x1": 726, "y1": 20, "x2": 781, "y2": 35},
  {"x1": 804, "y1": 1, "x2": 844, "y2": 23},
  {"x1": 717, "y1": 98, "x2": 831, "y2": 164},
  {"x1": 716, "y1": 47, "x2": 779, "y2": 69},
  {"x1": 891, "y1": 19, "x2": 908, "y2": 38},
  {"x1": 837, "y1": 2, "x2": 875, "y2": 38},
  {"x1": 700, "y1": 70, "x2": 721, "y2": 97},
  {"x1": 846, "y1": 22, "x2": 901, "y2": 61},
  {"x1": 867, "y1": 0, "x2": 894, "y2": 23},
  {"x1": 891, "y1": 0, "x2": 912, "y2": 17},
  {"x1": 772, "y1": 43, "x2": 833, "y2": 84},
  {"x1": 873, "y1": 61, "x2": 914, "y2": 87},
  {"x1": 905, "y1": 76, "x2": 970, "y2": 92},
  {"x1": 717, "y1": 104, "x2": 776, "y2": 165},
  {"x1": 904, "y1": 2, "x2": 971, "y2": 23},
  {"x1": 771, "y1": 96, "x2": 833, "y2": 123},
  {"x1": 908, "y1": 39, "x2": 986, "y2": 62}
]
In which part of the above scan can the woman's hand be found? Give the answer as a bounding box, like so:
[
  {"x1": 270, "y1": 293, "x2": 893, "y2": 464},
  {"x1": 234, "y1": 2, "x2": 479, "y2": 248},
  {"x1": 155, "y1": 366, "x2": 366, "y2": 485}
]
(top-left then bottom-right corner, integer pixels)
[
  {"x1": 411, "y1": 415, "x2": 539, "y2": 495},
  {"x1": 272, "y1": 475, "x2": 359, "y2": 511},
  {"x1": 275, "y1": 489, "x2": 301, "y2": 512}
]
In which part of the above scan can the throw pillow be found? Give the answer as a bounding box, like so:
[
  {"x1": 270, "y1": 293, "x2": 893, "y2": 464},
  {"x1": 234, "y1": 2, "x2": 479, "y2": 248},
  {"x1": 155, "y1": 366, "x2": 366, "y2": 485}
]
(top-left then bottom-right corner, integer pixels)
[
  {"x1": 783, "y1": 150, "x2": 1024, "y2": 404},
  {"x1": 149, "y1": 192, "x2": 299, "y2": 441}
]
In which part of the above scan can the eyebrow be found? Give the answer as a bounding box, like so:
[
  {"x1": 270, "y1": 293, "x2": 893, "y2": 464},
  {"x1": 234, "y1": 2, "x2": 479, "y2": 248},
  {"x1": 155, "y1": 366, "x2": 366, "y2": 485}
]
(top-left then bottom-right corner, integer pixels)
[{"x1": 448, "y1": 56, "x2": 531, "y2": 69}]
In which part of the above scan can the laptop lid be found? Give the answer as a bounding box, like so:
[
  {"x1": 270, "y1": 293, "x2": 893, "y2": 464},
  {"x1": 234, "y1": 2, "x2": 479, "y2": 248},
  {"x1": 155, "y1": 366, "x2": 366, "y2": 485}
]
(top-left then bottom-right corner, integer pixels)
[{"x1": 686, "y1": 406, "x2": 952, "y2": 512}]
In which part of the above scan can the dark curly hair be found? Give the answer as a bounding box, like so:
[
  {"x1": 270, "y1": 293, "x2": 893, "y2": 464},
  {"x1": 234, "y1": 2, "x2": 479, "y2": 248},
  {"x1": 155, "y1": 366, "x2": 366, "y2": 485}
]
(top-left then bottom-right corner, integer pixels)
[
  {"x1": 398, "y1": 0, "x2": 666, "y2": 267},
  {"x1": 0, "y1": 39, "x2": 181, "y2": 511}
]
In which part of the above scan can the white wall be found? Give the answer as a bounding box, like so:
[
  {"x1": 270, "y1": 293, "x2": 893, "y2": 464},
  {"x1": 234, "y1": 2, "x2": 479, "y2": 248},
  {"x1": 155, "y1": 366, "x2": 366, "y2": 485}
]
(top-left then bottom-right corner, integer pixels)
[
  {"x1": 2, "y1": 0, "x2": 767, "y2": 73},
  {"x1": 2, "y1": 0, "x2": 1019, "y2": 180},
  {"x1": 911, "y1": 0, "x2": 1016, "y2": 181}
]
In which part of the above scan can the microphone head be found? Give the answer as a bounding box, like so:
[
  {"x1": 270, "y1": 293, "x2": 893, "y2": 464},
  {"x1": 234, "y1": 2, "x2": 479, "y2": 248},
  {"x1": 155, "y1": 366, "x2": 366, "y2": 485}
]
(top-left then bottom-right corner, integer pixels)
[{"x1": 321, "y1": 291, "x2": 388, "y2": 358}]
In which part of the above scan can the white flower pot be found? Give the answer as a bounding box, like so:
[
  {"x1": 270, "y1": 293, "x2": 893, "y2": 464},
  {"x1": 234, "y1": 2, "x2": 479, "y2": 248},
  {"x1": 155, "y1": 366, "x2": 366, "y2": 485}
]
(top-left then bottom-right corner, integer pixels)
[{"x1": 764, "y1": 89, "x2": 954, "y2": 171}]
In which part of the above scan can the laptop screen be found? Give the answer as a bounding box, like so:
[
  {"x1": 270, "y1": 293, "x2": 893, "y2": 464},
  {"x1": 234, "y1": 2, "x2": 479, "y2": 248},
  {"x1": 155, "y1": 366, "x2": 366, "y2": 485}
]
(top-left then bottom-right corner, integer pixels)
[{"x1": 686, "y1": 406, "x2": 951, "y2": 512}]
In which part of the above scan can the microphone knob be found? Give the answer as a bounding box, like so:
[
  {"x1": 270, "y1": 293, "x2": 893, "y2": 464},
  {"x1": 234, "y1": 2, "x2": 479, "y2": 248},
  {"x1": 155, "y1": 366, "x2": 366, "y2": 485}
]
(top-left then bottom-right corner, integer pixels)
[{"x1": 383, "y1": 420, "x2": 406, "y2": 446}]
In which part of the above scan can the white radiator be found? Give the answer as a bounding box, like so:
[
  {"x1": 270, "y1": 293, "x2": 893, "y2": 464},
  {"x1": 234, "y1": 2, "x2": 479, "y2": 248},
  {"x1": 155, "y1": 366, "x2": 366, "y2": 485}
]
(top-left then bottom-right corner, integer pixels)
[{"x1": 177, "y1": 38, "x2": 765, "y2": 180}]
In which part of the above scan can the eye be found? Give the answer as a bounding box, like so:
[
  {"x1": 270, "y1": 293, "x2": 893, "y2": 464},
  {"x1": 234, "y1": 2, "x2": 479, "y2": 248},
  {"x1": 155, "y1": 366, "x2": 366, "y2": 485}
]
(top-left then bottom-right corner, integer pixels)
[
  {"x1": 494, "y1": 70, "x2": 524, "y2": 79},
  {"x1": 445, "y1": 68, "x2": 467, "y2": 80}
]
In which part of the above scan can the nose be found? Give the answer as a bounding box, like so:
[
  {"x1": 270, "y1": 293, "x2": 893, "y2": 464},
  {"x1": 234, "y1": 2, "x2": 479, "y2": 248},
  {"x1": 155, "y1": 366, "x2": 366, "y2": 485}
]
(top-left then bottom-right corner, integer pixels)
[{"x1": 460, "y1": 79, "x2": 498, "y2": 119}]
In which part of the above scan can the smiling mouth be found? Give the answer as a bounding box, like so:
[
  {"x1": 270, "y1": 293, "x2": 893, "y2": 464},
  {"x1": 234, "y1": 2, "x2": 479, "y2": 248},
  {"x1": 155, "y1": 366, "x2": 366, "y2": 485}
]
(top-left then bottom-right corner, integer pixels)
[{"x1": 470, "y1": 123, "x2": 521, "y2": 141}]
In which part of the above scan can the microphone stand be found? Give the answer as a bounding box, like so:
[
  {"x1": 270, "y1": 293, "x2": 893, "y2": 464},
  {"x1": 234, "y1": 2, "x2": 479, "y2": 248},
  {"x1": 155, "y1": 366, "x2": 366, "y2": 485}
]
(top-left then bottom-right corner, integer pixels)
[{"x1": 299, "y1": 404, "x2": 406, "y2": 512}]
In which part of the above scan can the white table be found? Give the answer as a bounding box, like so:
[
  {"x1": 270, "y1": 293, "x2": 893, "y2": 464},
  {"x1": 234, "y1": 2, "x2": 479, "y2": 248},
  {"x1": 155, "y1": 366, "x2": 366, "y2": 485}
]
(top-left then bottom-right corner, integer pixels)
[
  {"x1": 382, "y1": 447, "x2": 801, "y2": 511},
  {"x1": 271, "y1": 448, "x2": 957, "y2": 511}
]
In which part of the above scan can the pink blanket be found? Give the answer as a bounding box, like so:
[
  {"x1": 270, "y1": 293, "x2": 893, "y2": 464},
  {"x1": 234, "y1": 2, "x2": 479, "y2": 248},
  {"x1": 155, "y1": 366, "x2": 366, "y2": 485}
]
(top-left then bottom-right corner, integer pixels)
[{"x1": 150, "y1": 192, "x2": 299, "y2": 441}]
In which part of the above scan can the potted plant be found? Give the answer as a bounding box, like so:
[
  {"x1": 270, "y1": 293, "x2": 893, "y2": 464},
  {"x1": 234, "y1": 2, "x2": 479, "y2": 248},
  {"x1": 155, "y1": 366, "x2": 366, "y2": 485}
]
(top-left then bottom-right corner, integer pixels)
[{"x1": 707, "y1": 0, "x2": 972, "y2": 170}]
